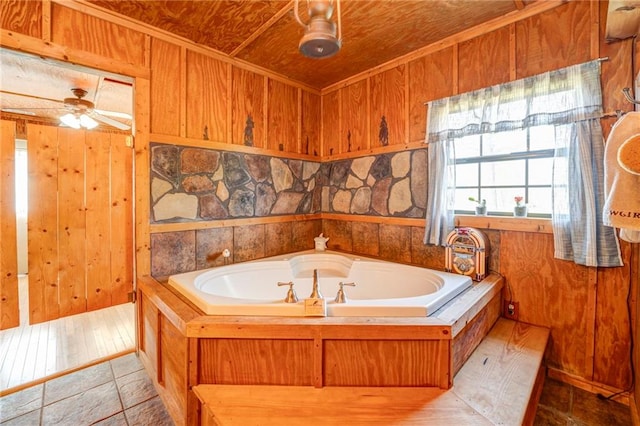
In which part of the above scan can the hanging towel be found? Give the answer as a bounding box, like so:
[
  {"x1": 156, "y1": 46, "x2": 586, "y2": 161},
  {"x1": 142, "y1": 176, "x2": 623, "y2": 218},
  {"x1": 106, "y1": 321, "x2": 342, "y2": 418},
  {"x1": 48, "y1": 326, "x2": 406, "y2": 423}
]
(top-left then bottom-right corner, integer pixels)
[
  {"x1": 603, "y1": 112, "x2": 640, "y2": 243},
  {"x1": 618, "y1": 134, "x2": 640, "y2": 175}
]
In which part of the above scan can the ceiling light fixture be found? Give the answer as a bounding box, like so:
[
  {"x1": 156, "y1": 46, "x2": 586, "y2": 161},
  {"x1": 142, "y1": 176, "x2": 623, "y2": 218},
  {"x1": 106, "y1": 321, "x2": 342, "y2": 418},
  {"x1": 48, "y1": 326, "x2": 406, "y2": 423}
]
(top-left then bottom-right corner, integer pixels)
[
  {"x1": 293, "y1": 0, "x2": 342, "y2": 59},
  {"x1": 60, "y1": 112, "x2": 99, "y2": 129}
]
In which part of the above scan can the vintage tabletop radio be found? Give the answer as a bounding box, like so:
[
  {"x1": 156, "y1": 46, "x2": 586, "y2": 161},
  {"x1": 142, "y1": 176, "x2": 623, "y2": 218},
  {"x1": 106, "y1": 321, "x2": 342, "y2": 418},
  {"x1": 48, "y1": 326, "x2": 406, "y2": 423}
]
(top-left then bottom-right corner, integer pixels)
[{"x1": 445, "y1": 227, "x2": 489, "y2": 281}]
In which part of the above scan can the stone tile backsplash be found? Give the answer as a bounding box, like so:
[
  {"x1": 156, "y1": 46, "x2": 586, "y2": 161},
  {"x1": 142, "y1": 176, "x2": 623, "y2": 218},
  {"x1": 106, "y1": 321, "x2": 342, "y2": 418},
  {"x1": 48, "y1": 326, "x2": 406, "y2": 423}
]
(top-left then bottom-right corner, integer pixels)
[
  {"x1": 150, "y1": 143, "x2": 428, "y2": 223},
  {"x1": 149, "y1": 143, "x2": 431, "y2": 277}
]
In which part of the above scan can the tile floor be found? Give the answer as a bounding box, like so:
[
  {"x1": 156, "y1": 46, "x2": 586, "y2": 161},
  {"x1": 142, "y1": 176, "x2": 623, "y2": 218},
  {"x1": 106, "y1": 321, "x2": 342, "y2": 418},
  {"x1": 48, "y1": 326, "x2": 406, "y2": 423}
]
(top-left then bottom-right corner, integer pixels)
[
  {"x1": 0, "y1": 353, "x2": 173, "y2": 425},
  {"x1": 534, "y1": 377, "x2": 631, "y2": 425},
  {"x1": 1, "y1": 355, "x2": 633, "y2": 426}
]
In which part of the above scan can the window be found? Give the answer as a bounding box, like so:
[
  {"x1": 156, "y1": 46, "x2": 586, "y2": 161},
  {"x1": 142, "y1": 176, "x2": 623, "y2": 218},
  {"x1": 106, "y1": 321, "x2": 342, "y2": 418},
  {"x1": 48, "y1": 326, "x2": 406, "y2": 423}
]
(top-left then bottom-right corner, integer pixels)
[
  {"x1": 15, "y1": 139, "x2": 27, "y2": 219},
  {"x1": 425, "y1": 60, "x2": 621, "y2": 267},
  {"x1": 453, "y1": 125, "x2": 554, "y2": 217}
]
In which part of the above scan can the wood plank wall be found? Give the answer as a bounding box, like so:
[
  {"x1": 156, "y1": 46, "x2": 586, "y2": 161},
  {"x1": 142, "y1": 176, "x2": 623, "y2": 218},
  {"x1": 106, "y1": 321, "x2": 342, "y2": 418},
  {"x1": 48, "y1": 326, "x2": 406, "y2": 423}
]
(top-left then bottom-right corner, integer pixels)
[
  {"x1": 320, "y1": 1, "x2": 630, "y2": 155},
  {"x1": 0, "y1": 0, "x2": 636, "y2": 397},
  {"x1": 147, "y1": 30, "x2": 321, "y2": 157},
  {"x1": 0, "y1": 121, "x2": 19, "y2": 329},
  {"x1": 26, "y1": 124, "x2": 133, "y2": 324},
  {"x1": 317, "y1": 0, "x2": 636, "y2": 393}
]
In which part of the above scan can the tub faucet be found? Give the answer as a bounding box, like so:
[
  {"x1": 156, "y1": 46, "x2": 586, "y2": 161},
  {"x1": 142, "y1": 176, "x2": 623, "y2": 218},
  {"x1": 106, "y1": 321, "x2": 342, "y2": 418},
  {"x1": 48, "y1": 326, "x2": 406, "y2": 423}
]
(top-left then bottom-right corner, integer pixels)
[
  {"x1": 334, "y1": 282, "x2": 356, "y2": 303},
  {"x1": 278, "y1": 281, "x2": 298, "y2": 303},
  {"x1": 309, "y1": 269, "x2": 322, "y2": 299}
]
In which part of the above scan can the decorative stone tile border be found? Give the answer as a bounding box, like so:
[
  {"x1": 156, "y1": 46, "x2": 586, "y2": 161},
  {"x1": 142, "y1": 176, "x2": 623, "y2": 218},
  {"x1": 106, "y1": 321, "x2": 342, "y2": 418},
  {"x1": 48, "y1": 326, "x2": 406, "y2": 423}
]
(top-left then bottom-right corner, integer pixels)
[{"x1": 150, "y1": 143, "x2": 428, "y2": 223}]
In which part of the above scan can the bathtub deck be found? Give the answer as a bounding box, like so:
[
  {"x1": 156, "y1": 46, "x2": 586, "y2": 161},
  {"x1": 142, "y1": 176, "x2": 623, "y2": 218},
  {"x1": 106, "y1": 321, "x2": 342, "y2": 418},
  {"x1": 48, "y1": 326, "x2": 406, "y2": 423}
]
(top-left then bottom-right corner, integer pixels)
[
  {"x1": 137, "y1": 272, "x2": 505, "y2": 424},
  {"x1": 194, "y1": 318, "x2": 550, "y2": 425}
]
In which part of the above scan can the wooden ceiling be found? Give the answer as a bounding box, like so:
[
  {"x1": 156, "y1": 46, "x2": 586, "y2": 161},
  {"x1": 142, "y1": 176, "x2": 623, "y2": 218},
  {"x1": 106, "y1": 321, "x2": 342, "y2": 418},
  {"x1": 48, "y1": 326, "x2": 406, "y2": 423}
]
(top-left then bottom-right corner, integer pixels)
[{"x1": 88, "y1": 0, "x2": 532, "y2": 90}]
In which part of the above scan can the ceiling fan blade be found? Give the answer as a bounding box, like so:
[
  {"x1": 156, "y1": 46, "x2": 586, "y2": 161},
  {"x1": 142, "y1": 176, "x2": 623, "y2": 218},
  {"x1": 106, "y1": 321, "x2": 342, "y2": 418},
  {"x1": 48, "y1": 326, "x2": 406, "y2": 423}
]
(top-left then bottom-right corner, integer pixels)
[
  {"x1": 1, "y1": 108, "x2": 37, "y2": 115},
  {"x1": 94, "y1": 109, "x2": 132, "y2": 120},
  {"x1": 90, "y1": 111, "x2": 131, "y2": 131}
]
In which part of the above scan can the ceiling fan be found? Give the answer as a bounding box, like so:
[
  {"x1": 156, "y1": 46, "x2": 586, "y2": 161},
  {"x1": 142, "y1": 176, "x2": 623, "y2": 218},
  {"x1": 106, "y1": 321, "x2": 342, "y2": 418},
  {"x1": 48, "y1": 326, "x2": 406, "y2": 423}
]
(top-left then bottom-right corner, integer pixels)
[{"x1": 2, "y1": 88, "x2": 132, "y2": 131}]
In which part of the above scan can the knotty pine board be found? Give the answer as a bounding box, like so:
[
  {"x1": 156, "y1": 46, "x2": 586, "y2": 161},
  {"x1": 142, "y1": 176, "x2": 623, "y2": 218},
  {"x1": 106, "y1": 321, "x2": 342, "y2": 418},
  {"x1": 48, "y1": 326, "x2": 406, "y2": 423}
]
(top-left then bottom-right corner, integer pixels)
[
  {"x1": 369, "y1": 64, "x2": 406, "y2": 148},
  {"x1": 340, "y1": 79, "x2": 368, "y2": 154},
  {"x1": 57, "y1": 128, "x2": 87, "y2": 317},
  {"x1": 458, "y1": 25, "x2": 511, "y2": 94},
  {"x1": 301, "y1": 90, "x2": 321, "y2": 156},
  {"x1": 515, "y1": 0, "x2": 590, "y2": 79},
  {"x1": 186, "y1": 50, "x2": 228, "y2": 142},
  {"x1": 267, "y1": 78, "x2": 298, "y2": 153},
  {"x1": 499, "y1": 231, "x2": 592, "y2": 380},
  {"x1": 51, "y1": 3, "x2": 146, "y2": 67},
  {"x1": 85, "y1": 132, "x2": 112, "y2": 311},
  {"x1": 407, "y1": 47, "x2": 455, "y2": 144},
  {"x1": 231, "y1": 66, "x2": 265, "y2": 148},
  {"x1": 321, "y1": 90, "x2": 341, "y2": 156},
  {"x1": 110, "y1": 133, "x2": 134, "y2": 306},
  {"x1": 0, "y1": 120, "x2": 19, "y2": 330},
  {"x1": 0, "y1": 0, "x2": 42, "y2": 39},
  {"x1": 150, "y1": 38, "x2": 182, "y2": 137},
  {"x1": 27, "y1": 124, "x2": 60, "y2": 324}
]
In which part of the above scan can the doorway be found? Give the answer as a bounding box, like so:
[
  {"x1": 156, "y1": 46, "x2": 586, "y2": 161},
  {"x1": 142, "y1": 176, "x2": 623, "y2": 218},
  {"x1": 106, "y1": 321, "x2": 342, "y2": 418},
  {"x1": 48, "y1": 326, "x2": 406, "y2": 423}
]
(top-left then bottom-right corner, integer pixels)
[{"x1": 0, "y1": 49, "x2": 136, "y2": 391}]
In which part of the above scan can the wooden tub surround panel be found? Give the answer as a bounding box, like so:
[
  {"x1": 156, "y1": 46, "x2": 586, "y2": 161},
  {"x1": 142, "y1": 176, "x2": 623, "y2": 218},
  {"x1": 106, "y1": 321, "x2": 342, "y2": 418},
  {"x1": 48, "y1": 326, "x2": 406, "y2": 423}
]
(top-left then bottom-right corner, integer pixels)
[
  {"x1": 194, "y1": 318, "x2": 551, "y2": 426},
  {"x1": 323, "y1": 339, "x2": 450, "y2": 388},
  {"x1": 137, "y1": 276, "x2": 200, "y2": 425},
  {"x1": 198, "y1": 339, "x2": 315, "y2": 386},
  {"x1": 193, "y1": 320, "x2": 452, "y2": 389},
  {"x1": 137, "y1": 273, "x2": 504, "y2": 425}
]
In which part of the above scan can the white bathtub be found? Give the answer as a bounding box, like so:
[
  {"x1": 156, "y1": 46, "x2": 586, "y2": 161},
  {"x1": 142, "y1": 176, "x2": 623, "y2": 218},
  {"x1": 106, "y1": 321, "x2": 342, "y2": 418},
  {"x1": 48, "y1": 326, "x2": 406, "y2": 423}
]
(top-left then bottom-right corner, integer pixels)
[{"x1": 167, "y1": 251, "x2": 472, "y2": 317}]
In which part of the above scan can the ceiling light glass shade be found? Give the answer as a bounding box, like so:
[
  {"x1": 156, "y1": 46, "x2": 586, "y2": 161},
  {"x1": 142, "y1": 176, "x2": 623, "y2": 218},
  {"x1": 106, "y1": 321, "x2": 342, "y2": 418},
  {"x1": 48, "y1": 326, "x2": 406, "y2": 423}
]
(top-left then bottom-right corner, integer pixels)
[
  {"x1": 60, "y1": 113, "x2": 99, "y2": 129},
  {"x1": 80, "y1": 114, "x2": 99, "y2": 129},
  {"x1": 60, "y1": 113, "x2": 81, "y2": 129}
]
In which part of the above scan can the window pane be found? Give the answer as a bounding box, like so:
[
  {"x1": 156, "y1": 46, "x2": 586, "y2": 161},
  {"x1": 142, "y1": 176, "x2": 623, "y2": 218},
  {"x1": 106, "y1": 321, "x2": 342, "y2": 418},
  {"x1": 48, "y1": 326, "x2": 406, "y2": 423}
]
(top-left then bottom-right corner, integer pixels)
[
  {"x1": 482, "y1": 187, "x2": 526, "y2": 213},
  {"x1": 456, "y1": 163, "x2": 479, "y2": 186},
  {"x1": 454, "y1": 188, "x2": 479, "y2": 212},
  {"x1": 452, "y1": 125, "x2": 553, "y2": 217},
  {"x1": 481, "y1": 160, "x2": 525, "y2": 186},
  {"x1": 455, "y1": 134, "x2": 480, "y2": 158},
  {"x1": 528, "y1": 188, "x2": 552, "y2": 215},
  {"x1": 530, "y1": 125, "x2": 555, "y2": 150},
  {"x1": 483, "y1": 129, "x2": 526, "y2": 155},
  {"x1": 528, "y1": 158, "x2": 553, "y2": 185}
]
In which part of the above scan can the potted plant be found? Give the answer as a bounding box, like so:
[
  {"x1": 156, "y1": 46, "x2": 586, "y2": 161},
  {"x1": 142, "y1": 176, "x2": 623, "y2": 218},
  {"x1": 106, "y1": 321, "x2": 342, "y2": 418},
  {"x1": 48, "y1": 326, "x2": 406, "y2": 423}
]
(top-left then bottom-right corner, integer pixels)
[
  {"x1": 468, "y1": 197, "x2": 487, "y2": 216},
  {"x1": 513, "y1": 196, "x2": 527, "y2": 217}
]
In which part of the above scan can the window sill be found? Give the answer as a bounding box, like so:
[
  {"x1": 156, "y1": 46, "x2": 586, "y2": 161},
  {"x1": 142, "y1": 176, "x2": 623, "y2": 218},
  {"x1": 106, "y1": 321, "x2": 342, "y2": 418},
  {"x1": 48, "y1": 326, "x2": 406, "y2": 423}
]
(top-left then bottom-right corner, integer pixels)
[{"x1": 455, "y1": 215, "x2": 552, "y2": 234}]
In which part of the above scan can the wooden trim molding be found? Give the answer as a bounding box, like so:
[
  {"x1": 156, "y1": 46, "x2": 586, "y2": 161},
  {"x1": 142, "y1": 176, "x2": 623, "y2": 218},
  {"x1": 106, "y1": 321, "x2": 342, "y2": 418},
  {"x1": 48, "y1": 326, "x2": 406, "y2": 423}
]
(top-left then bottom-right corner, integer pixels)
[
  {"x1": 149, "y1": 214, "x2": 322, "y2": 234},
  {"x1": 0, "y1": 29, "x2": 149, "y2": 79},
  {"x1": 148, "y1": 213, "x2": 552, "y2": 235},
  {"x1": 321, "y1": 140, "x2": 427, "y2": 162},
  {"x1": 455, "y1": 215, "x2": 553, "y2": 234},
  {"x1": 548, "y1": 366, "x2": 630, "y2": 406},
  {"x1": 148, "y1": 133, "x2": 319, "y2": 162}
]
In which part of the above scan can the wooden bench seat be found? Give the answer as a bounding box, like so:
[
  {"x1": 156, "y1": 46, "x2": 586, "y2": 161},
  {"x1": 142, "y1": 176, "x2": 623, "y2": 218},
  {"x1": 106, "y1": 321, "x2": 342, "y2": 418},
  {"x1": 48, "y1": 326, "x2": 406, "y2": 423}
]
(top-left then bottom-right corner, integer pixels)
[{"x1": 193, "y1": 318, "x2": 550, "y2": 426}]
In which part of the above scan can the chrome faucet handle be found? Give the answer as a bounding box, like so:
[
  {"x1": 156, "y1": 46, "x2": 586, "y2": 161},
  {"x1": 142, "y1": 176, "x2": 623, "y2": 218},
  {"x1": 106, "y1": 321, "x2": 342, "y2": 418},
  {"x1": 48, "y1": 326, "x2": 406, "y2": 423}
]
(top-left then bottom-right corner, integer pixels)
[
  {"x1": 278, "y1": 281, "x2": 298, "y2": 303},
  {"x1": 334, "y1": 282, "x2": 355, "y2": 303}
]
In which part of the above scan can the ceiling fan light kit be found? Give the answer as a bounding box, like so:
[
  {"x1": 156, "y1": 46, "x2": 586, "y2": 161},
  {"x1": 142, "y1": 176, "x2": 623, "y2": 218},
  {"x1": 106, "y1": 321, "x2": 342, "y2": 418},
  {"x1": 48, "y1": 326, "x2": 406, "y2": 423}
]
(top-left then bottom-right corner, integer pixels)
[
  {"x1": 60, "y1": 112, "x2": 99, "y2": 130},
  {"x1": 59, "y1": 87, "x2": 131, "y2": 131},
  {"x1": 294, "y1": 0, "x2": 342, "y2": 59}
]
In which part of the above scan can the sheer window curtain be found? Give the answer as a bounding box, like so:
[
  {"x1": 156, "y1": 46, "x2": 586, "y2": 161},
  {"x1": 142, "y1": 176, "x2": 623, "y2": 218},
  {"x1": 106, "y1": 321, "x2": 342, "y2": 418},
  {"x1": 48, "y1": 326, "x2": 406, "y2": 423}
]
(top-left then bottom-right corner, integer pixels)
[{"x1": 424, "y1": 60, "x2": 622, "y2": 267}]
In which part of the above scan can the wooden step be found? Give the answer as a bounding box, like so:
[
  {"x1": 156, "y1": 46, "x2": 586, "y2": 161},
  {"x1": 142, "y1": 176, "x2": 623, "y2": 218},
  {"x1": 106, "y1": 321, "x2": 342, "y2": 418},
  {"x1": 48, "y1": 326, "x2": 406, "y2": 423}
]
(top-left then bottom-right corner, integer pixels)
[
  {"x1": 452, "y1": 318, "x2": 550, "y2": 425},
  {"x1": 193, "y1": 318, "x2": 549, "y2": 425}
]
